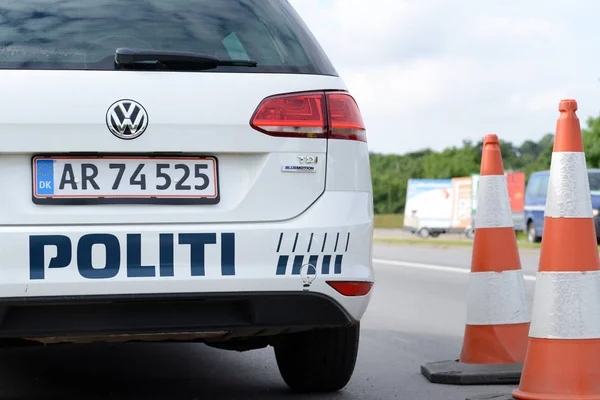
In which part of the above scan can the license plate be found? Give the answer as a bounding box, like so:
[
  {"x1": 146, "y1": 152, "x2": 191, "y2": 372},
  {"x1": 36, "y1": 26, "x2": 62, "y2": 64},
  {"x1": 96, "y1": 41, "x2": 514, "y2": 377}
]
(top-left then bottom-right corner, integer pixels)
[{"x1": 32, "y1": 155, "x2": 219, "y2": 205}]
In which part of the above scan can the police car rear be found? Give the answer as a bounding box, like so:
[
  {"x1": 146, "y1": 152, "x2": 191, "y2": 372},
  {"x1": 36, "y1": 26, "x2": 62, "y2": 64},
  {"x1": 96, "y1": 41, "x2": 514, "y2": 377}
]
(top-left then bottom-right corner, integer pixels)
[{"x1": 0, "y1": 0, "x2": 374, "y2": 393}]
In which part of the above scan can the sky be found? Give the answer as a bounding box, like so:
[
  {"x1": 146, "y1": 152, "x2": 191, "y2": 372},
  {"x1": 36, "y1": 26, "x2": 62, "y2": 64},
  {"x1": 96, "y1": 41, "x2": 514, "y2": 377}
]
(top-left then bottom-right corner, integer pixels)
[{"x1": 288, "y1": 0, "x2": 600, "y2": 155}]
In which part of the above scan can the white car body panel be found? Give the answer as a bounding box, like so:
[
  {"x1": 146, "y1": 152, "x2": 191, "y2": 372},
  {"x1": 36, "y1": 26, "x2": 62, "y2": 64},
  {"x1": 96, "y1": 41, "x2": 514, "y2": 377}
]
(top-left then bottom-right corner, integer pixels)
[
  {"x1": 0, "y1": 71, "x2": 346, "y2": 226},
  {"x1": 326, "y1": 140, "x2": 373, "y2": 192}
]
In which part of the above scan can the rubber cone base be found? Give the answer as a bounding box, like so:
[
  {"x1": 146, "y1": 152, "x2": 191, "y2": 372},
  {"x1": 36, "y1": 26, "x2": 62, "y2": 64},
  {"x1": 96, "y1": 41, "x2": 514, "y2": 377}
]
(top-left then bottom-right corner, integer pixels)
[
  {"x1": 465, "y1": 394, "x2": 514, "y2": 400},
  {"x1": 420, "y1": 359, "x2": 522, "y2": 385}
]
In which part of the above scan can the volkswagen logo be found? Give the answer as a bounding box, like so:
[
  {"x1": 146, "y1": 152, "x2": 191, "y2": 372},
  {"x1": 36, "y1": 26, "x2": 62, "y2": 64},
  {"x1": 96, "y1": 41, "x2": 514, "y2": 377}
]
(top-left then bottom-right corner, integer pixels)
[{"x1": 106, "y1": 99, "x2": 149, "y2": 140}]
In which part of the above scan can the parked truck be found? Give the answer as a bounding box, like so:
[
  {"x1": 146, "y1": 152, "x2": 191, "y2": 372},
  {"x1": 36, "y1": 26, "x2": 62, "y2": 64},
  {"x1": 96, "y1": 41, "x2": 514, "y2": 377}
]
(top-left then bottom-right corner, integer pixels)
[
  {"x1": 464, "y1": 171, "x2": 526, "y2": 238},
  {"x1": 402, "y1": 178, "x2": 471, "y2": 238},
  {"x1": 403, "y1": 172, "x2": 525, "y2": 239}
]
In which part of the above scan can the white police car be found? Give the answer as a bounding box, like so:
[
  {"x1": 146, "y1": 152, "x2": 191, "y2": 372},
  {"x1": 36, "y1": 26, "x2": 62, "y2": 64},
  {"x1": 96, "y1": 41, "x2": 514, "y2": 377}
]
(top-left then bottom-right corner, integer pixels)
[{"x1": 0, "y1": 0, "x2": 374, "y2": 393}]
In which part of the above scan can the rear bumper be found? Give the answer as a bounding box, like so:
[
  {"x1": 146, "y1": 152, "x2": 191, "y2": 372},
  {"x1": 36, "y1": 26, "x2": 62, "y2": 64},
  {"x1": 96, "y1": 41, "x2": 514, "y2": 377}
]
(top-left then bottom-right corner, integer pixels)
[
  {"x1": 0, "y1": 292, "x2": 354, "y2": 341},
  {"x1": 0, "y1": 190, "x2": 374, "y2": 333}
]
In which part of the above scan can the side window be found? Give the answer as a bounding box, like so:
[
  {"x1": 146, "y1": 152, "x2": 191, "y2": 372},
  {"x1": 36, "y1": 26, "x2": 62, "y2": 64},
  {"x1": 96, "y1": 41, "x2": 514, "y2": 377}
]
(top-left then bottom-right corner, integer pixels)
[
  {"x1": 538, "y1": 175, "x2": 550, "y2": 198},
  {"x1": 589, "y1": 172, "x2": 600, "y2": 194},
  {"x1": 526, "y1": 175, "x2": 541, "y2": 198}
]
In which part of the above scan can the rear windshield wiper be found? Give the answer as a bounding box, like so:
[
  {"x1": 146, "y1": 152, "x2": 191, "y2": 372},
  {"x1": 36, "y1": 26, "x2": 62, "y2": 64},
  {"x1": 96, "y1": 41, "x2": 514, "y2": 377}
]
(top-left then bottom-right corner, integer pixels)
[{"x1": 114, "y1": 48, "x2": 258, "y2": 69}]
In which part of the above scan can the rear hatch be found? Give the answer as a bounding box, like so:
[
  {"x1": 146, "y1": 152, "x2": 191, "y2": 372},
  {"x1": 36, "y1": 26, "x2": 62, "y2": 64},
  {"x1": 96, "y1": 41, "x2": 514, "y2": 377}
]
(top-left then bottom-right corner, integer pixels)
[{"x1": 0, "y1": 0, "x2": 344, "y2": 226}]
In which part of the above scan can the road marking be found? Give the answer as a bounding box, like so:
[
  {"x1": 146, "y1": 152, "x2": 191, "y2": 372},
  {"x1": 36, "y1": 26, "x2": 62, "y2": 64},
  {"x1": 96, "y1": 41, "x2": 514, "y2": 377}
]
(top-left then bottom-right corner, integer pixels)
[{"x1": 372, "y1": 258, "x2": 537, "y2": 281}]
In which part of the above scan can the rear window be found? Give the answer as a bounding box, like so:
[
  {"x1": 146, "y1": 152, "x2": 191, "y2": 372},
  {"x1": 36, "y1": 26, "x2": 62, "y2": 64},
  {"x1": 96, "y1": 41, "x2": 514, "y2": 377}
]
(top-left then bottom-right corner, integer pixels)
[{"x1": 0, "y1": 0, "x2": 337, "y2": 75}]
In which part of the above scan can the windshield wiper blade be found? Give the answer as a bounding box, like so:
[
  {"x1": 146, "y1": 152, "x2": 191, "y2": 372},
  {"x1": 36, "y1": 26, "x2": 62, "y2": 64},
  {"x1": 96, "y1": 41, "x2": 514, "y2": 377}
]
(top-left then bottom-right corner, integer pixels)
[{"x1": 114, "y1": 48, "x2": 257, "y2": 68}]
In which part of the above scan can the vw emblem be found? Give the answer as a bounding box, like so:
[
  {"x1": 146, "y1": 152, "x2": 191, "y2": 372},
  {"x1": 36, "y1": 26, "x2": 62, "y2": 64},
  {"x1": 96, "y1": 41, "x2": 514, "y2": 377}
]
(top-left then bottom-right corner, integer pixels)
[{"x1": 106, "y1": 99, "x2": 148, "y2": 140}]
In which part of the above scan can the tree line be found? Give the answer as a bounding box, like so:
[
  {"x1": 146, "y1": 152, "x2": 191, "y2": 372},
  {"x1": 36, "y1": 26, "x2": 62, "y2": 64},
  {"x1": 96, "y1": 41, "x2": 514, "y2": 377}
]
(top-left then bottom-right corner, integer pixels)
[{"x1": 370, "y1": 113, "x2": 600, "y2": 215}]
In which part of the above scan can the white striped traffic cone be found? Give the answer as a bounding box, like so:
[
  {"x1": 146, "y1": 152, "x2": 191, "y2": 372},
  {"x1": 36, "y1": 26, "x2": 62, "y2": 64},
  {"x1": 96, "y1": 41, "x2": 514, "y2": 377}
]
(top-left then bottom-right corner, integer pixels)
[
  {"x1": 511, "y1": 100, "x2": 600, "y2": 399},
  {"x1": 421, "y1": 134, "x2": 530, "y2": 385}
]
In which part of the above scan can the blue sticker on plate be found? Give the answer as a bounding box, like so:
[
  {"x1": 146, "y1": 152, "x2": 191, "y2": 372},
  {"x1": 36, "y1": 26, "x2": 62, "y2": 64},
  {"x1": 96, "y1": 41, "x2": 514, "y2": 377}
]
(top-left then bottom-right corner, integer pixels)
[{"x1": 36, "y1": 160, "x2": 54, "y2": 195}]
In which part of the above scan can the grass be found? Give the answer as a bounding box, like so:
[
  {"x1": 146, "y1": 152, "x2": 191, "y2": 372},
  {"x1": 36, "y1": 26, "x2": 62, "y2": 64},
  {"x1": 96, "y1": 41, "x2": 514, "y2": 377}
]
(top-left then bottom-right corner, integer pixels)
[{"x1": 374, "y1": 213, "x2": 545, "y2": 249}]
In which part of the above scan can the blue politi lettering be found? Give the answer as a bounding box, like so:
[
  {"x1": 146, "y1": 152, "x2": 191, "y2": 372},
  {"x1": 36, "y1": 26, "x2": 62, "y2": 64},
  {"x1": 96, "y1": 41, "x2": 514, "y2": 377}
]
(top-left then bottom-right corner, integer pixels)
[
  {"x1": 28, "y1": 233, "x2": 236, "y2": 280},
  {"x1": 29, "y1": 235, "x2": 72, "y2": 280},
  {"x1": 77, "y1": 234, "x2": 120, "y2": 279},
  {"x1": 159, "y1": 233, "x2": 174, "y2": 277},
  {"x1": 221, "y1": 232, "x2": 236, "y2": 276},
  {"x1": 127, "y1": 234, "x2": 156, "y2": 278},
  {"x1": 179, "y1": 233, "x2": 217, "y2": 277}
]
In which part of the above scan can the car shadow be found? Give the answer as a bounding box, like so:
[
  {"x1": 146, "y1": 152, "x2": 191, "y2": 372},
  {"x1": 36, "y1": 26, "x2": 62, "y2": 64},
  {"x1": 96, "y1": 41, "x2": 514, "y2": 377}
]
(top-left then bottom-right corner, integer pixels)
[
  {"x1": 0, "y1": 328, "x2": 516, "y2": 400},
  {"x1": 0, "y1": 341, "x2": 356, "y2": 400}
]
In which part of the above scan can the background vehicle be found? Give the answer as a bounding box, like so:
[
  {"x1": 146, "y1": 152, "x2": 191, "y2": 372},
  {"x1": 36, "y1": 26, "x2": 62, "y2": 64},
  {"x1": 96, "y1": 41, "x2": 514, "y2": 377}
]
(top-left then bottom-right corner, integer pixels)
[
  {"x1": 524, "y1": 168, "x2": 600, "y2": 243},
  {"x1": 0, "y1": 0, "x2": 374, "y2": 394},
  {"x1": 404, "y1": 173, "x2": 524, "y2": 239},
  {"x1": 402, "y1": 178, "x2": 467, "y2": 238}
]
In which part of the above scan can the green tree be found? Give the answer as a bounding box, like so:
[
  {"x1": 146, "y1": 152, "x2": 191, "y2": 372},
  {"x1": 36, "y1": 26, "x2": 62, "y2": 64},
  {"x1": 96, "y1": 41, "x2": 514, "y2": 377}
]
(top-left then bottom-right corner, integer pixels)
[
  {"x1": 368, "y1": 114, "x2": 599, "y2": 215},
  {"x1": 583, "y1": 115, "x2": 600, "y2": 168}
]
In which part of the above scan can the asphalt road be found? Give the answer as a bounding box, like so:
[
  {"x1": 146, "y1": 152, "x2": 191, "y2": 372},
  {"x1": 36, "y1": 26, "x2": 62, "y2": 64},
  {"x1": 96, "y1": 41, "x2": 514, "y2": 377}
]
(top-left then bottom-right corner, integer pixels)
[{"x1": 0, "y1": 243, "x2": 539, "y2": 400}]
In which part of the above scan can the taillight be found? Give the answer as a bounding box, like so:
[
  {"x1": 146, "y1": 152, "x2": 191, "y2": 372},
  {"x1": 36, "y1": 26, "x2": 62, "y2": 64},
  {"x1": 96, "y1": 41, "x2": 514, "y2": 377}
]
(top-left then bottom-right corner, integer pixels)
[
  {"x1": 250, "y1": 92, "x2": 326, "y2": 138},
  {"x1": 250, "y1": 91, "x2": 366, "y2": 142},
  {"x1": 327, "y1": 281, "x2": 374, "y2": 296},
  {"x1": 326, "y1": 93, "x2": 367, "y2": 142}
]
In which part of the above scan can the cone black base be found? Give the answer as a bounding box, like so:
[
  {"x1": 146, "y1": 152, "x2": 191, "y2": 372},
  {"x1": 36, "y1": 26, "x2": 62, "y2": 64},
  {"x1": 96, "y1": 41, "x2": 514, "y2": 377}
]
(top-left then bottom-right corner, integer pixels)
[{"x1": 420, "y1": 360, "x2": 522, "y2": 385}]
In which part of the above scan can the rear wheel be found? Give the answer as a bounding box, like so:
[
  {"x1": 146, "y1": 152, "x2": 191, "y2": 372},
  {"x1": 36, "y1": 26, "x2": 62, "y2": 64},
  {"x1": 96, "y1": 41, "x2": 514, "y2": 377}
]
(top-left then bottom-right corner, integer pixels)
[
  {"x1": 465, "y1": 227, "x2": 474, "y2": 239},
  {"x1": 417, "y1": 228, "x2": 430, "y2": 239},
  {"x1": 274, "y1": 323, "x2": 360, "y2": 393},
  {"x1": 527, "y1": 222, "x2": 540, "y2": 243}
]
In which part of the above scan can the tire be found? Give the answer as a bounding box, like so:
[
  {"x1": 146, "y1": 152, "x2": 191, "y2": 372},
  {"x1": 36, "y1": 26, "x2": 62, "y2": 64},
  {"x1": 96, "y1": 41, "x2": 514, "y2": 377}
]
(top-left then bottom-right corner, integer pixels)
[
  {"x1": 527, "y1": 222, "x2": 540, "y2": 243},
  {"x1": 418, "y1": 228, "x2": 430, "y2": 239},
  {"x1": 430, "y1": 232, "x2": 441, "y2": 238},
  {"x1": 274, "y1": 323, "x2": 360, "y2": 393}
]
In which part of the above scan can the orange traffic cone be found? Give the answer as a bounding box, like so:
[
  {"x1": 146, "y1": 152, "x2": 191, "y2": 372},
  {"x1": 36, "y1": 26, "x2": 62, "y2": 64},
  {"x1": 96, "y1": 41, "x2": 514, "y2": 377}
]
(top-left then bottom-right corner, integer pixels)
[
  {"x1": 467, "y1": 101, "x2": 600, "y2": 400},
  {"x1": 421, "y1": 134, "x2": 530, "y2": 385},
  {"x1": 511, "y1": 99, "x2": 600, "y2": 399}
]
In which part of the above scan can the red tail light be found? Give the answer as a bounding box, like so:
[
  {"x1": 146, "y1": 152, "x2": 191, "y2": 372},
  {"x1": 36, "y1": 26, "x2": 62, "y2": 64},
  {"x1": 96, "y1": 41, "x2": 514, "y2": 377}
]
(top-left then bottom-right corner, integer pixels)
[
  {"x1": 327, "y1": 93, "x2": 367, "y2": 142},
  {"x1": 250, "y1": 91, "x2": 366, "y2": 142},
  {"x1": 327, "y1": 281, "x2": 373, "y2": 296}
]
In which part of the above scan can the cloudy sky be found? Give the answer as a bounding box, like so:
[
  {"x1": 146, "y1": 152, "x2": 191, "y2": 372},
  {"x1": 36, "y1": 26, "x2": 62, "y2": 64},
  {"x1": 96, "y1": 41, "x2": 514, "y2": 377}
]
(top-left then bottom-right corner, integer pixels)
[{"x1": 289, "y1": 0, "x2": 600, "y2": 155}]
